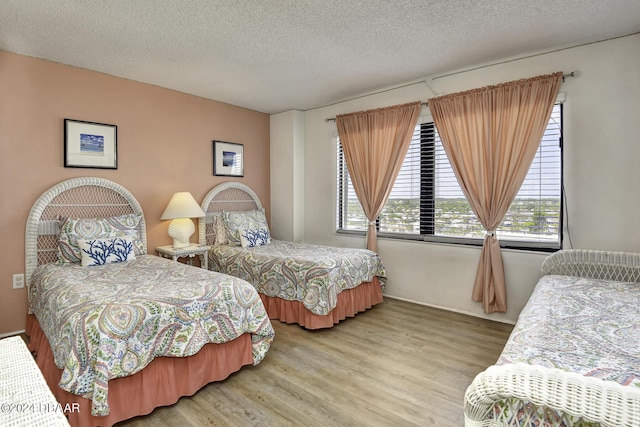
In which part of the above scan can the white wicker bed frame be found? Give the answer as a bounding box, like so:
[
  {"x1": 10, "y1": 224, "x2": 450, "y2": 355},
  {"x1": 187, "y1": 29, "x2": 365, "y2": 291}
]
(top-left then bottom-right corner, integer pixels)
[
  {"x1": 25, "y1": 176, "x2": 147, "y2": 290},
  {"x1": 464, "y1": 249, "x2": 640, "y2": 427},
  {"x1": 24, "y1": 177, "x2": 260, "y2": 426},
  {"x1": 198, "y1": 181, "x2": 386, "y2": 329},
  {"x1": 198, "y1": 181, "x2": 262, "y2": 246}
]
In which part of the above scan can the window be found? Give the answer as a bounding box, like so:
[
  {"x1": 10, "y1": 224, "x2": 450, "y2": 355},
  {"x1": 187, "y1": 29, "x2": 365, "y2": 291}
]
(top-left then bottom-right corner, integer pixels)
[{"x1": 337, "y1": 104, "x2": 563, "y2": 250}]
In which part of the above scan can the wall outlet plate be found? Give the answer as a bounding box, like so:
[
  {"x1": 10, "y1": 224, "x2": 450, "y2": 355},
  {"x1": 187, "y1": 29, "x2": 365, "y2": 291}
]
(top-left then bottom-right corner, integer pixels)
[{"x1": 12, "y1": 273, "x2": 24, "y2": 289}]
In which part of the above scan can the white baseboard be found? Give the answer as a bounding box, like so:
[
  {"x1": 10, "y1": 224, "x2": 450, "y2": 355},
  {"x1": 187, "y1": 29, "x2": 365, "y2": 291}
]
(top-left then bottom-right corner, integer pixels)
[
  {"x1": 383, "y1": 294, "x2": 516, "y2": 326},
  {"x1": 0, "y1": 329, "x2": 26, "y2": 339}
]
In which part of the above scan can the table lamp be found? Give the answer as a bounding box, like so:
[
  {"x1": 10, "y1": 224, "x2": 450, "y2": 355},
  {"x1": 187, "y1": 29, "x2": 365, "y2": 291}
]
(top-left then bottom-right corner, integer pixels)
[{"x1": 160, "y1": 192, "x2": 206, "y2": 248}]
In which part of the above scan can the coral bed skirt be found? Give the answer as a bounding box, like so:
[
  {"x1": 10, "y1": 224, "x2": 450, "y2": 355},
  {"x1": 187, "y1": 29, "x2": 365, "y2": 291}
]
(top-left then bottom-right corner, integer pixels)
[
  {"x1": 259, "y1": 278, "x2": 384, "y2": 329},
  {"x1": 25, "y1": 314, "x2": 253, "y2": 427}
]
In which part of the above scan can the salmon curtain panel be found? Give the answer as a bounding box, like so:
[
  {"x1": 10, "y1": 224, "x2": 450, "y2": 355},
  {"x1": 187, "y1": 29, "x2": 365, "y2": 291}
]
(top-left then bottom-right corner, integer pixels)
[
  {"x1": 336, "y1": 101, "x2": 421, "y2": 252},
  {"x1": 428, "y1": 72, "x2": 563, "y2": 313}
]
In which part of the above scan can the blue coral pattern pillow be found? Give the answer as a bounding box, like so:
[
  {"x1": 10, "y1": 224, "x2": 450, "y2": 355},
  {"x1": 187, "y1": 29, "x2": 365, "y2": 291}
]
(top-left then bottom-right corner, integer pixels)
[
  {"x1": 239, "y1": 227, "x2": 271, "y2": 248},
  {"x1": 78, "y1": 236, "x2": 136, "y2": 266},
  {"x1": 57, "y1": 214, "x2": 144, "y2": 263},
  {"x1": 223, "y1": 209, "x2": 269, "y2": 246}
]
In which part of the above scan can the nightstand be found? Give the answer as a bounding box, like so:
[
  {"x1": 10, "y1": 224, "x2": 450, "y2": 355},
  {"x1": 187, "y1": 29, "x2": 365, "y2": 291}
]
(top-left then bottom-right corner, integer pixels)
[{"x1": 156, "y1": 244, "x2": 211, "y2": 270}]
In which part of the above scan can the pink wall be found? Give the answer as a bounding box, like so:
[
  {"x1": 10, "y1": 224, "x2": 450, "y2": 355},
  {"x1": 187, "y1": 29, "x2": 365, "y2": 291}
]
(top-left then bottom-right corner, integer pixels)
[{"x1": 0, "y1": 51, "x2": 270, "y2": 335}]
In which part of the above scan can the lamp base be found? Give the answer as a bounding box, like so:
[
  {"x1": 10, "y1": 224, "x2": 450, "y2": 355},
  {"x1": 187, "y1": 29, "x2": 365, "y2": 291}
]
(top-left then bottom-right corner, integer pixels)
[{"x1": 167, "y1": 218, "x2": 195, "y2": 248}]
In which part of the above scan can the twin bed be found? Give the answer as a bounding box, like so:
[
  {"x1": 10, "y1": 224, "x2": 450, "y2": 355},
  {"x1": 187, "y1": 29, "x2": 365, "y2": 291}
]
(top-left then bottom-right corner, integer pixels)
[
  {"x1": 25, "y1": 177, "x2": 275, "y2": 427},
  {"x1": 198, "y1": 182, "x2": 387, "y2": 329},
  {"x1": 465, "y1": 250, "x2": 640, "y2": 426},
  {"x1": 24, "y1": 177, "x2": 385, "y2": 426}
]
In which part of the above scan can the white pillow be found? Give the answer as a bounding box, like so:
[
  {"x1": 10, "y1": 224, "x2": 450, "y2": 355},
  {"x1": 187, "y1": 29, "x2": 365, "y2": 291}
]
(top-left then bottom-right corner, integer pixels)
[
  {"x1": 78, "y1": 236, "x2": 136, "y2": 266},
  {"x1": 239, "y1": 227, "x2": 271, "y2": 248}
]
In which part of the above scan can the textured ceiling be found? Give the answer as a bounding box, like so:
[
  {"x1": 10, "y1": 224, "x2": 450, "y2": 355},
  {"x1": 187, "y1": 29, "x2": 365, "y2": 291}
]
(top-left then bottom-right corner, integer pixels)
[{"x1": 1, "y1": 0, "x2": 639, "y2": 114}]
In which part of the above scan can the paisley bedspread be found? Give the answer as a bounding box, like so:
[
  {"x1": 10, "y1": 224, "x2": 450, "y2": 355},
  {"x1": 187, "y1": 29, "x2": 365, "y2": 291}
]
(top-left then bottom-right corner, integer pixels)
[
  {"x1": 493, "y1": 274, "x2": 640, "y2": 426},
  {"x1": 209, "y1": 240, "x2": 386, "y2": 315},
  {"x1": 28, "y1": 255, "x2": 274, "y2": 416},
  {"x1": 498, "y1": 274, "x2": 640, "y2": 383}
]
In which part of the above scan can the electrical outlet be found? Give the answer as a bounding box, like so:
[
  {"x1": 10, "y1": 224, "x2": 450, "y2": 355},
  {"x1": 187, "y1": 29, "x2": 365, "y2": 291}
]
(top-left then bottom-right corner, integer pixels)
[{"x1": 12, "y1": 273, "x2": 24, "y2": 289}]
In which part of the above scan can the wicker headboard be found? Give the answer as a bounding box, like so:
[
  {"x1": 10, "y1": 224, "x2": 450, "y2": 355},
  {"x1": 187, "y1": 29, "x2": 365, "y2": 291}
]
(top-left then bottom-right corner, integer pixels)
[
  {"x1": 25, "y1": 177, "x2": 147, "y2": 286},
  {"x1": 199, "y1": 182, "x2": 262, "y2": 246},
  {"x1": 541, "y1": 249, "x2": 640, "y2": 282}
]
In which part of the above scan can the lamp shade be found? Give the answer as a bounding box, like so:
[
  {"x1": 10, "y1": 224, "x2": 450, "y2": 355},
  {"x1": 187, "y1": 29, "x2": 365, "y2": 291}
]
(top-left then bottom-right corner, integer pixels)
[
  {"x1": 160, "y1": 192, "x2": 206, "y2": 220},
  {"x1": 160, "y1": 192, "x2": 206, "y2": 248}
]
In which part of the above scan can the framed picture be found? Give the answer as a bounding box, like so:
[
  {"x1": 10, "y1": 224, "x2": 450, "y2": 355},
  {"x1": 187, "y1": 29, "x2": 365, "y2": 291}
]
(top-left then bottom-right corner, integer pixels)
[
  {"x1": 64, "y1": 119, "x2": 118, "y2": 169},
  {"x1": 213, "y1": 140, "x2": 244, "y2": 177}
]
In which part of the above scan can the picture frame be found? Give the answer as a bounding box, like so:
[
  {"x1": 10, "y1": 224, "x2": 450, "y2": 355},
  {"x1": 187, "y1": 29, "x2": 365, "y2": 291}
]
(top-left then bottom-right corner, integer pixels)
[
  {"x1": 213, "y1": 140, "x2": 244, "y2": 177},
  {"x1": 64, "y1": 119, "x2": 118, "y2": 169}
]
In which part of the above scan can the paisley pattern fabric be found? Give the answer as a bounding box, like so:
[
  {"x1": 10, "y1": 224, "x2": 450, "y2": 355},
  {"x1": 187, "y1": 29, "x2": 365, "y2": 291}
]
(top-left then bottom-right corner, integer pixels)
[
  {"x1": 211, "y1": 212, "x2": 229, "y2": 245},
  {"x1": 493, "y1": 274, "x2": 640, "y2": 426},
  {"x1": 209, "y1": 239, "x2": 386, "y2": 315},
  {"x1": 57, "y1": 214, "x2": 144, "y2": 263},
  {"x1": 222, "y1": 209, "x2": 269, "y2": 246},
  {"x1": 498, "y1": 275, "x2": 640, "y2": 382},
  {"x1": 28, "y1": 255, "x2": 274, "y2": 417}
]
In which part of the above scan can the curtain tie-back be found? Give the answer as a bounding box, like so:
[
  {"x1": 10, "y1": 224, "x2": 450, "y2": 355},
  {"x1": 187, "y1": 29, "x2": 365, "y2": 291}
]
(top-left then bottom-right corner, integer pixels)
[
  {"x1": 485, "y1": 230, "x2": 496, "y2": 237},
  {"x1": 368, "y1": 221, "x2": 376, "y2": 226}
]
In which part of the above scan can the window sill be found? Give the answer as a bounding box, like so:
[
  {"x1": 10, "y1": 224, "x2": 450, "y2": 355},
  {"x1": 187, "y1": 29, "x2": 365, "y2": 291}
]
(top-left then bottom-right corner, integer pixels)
[{"x1": 335, "y1": 229, "x2": 560, "y2": 253}]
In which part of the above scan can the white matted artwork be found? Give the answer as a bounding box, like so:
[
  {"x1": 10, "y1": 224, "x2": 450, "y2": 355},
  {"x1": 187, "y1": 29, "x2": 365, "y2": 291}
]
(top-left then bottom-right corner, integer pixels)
[
  {"x1": 213, "y1": 140, "x2": 244, "y2": 177},
  {"x1": 64, "y1": 119, "x2": 118, "y2": 169}
]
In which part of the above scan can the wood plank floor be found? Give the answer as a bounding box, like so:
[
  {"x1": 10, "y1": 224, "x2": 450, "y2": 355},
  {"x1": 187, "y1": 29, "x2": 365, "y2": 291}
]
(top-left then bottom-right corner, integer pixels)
[{"x1": 118, "y1": 298, "x2": 513, "y2": 427}]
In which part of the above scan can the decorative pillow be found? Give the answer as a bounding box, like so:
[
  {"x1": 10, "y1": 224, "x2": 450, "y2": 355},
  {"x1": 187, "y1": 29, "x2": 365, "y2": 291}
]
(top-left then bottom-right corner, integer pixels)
[
  {"x1": 212, "y1": 212, "x2": 229, "y2": 245},
  {"x1": 78, "y1": 236, "x2": 136, "y2": 266},
  {"x1": 223, "y1": 209, "x2": 269, "y2": 246},
  {"x1": 57, "y1": 213, "x2": 144, "y2": 263},
  {"x1": 239, "y1": 227, "x2": 271, "y2": 248}
]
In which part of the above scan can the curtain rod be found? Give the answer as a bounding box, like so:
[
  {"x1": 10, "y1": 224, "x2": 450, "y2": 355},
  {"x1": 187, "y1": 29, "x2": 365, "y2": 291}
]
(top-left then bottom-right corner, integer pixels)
[
  {"x1": 325, "y1": 72, "x2": 576, "y2": 122},
  {"x1": 325, "y1": 102, "x2": 428, "y2": 123}
]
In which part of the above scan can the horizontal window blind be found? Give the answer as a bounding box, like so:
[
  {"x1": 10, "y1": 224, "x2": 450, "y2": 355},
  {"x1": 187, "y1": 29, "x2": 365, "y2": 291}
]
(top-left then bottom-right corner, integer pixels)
[
  {"x1": 378, "y1": 124, "x2": 423, "y2": 234},
  {"x1": 336, "y1": 145, "x2": 367, "y2": 231},
  {"x1": 494, "y1": 104, "x2": 562, "y2": 244},
  {"x1": 337, "y1": 104, "x2": 562, "y2": 249}
]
